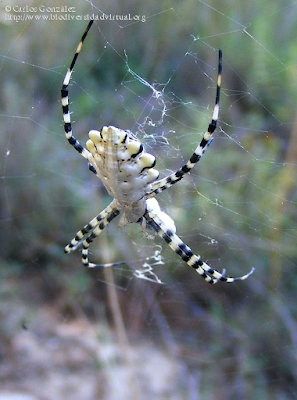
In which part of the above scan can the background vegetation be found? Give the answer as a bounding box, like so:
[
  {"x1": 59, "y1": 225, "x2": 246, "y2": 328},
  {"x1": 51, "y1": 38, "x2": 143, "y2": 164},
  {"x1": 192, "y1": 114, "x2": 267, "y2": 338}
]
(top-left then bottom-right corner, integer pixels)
[{"x1": 1, "y1": 0, "x2": 297, "y2": 399}]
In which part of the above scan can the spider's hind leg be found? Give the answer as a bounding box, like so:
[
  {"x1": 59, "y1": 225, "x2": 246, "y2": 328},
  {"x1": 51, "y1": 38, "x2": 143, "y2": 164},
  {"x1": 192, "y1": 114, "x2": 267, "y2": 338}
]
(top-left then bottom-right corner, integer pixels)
[
  {"x1": 88, "y1": 163, "x2": 97, "y2": 174},
  {"x1": 61, "y1": 21, "x2": 96, "y2": 169},
  {"x1": 148, "y1": 50, "x2": 222, "y2": 198}
]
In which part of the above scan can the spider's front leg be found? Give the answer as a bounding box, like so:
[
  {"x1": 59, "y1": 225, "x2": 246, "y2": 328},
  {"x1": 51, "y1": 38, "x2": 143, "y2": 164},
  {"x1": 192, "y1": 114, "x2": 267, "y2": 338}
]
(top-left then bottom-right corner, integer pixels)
[
  {"x1": 80, "y1": 208, "x2": 120, "y2": 268},
  {"x1": 65, "y1": 200, "x2": 121, "y2": 268},
  {"x1": 65, "y1": 200, "x2": 118, "y2": 253},
  {"x1": 144, "y1": 198, "x2": 254, "y2": 284}
]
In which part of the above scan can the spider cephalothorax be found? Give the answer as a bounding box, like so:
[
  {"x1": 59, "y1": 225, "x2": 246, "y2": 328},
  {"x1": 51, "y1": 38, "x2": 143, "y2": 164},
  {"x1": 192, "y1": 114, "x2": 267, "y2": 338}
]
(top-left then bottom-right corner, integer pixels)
[{"x1": 61, "y1": 20, "x2": 254, "y2": 284}]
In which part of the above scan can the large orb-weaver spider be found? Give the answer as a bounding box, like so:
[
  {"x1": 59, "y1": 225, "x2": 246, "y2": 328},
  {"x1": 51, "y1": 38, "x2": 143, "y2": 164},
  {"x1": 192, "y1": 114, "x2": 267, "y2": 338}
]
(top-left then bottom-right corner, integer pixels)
[{"x1": 61, "y1": 20, "x2": 254, "y2": 284}]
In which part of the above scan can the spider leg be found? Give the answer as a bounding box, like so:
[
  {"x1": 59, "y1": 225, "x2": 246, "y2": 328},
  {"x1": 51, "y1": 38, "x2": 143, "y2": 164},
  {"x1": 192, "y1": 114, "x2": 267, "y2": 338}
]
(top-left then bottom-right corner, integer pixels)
[
  {"x1": 144, "y1": 201, "x2": 254, "y2": 284},
  {"x1": 148, "y1": 50, "x2": 222, "y2": 197},
  {"x1": 61, "y1": 20, "x2": 97, "y2": 174},
  {"x1": 81, "y1": 208, "x2": 121, "y2": 268},
  {"x1": 65, "y1": 200, "x2": 118, "y2": 253}
]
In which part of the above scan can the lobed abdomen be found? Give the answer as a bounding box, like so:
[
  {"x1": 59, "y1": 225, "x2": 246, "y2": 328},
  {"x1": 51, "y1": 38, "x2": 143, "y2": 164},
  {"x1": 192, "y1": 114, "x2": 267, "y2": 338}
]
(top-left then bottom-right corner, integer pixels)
[{"x1": 86, "y1": 126, "x2": 160, "y2": 203}]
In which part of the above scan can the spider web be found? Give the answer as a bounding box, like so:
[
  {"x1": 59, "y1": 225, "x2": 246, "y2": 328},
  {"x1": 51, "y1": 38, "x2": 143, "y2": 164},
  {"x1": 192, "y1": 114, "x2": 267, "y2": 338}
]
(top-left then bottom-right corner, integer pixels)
[{"x1": 1, "y1": 0, "x2": 297, "y2": 399}]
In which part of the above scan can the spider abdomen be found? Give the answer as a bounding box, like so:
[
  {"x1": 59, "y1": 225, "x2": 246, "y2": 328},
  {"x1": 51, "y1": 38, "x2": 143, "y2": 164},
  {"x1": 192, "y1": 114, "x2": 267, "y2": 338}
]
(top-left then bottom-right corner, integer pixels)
[{"x1": 86, "y1": 125, "x2": 160, "y2": 205}]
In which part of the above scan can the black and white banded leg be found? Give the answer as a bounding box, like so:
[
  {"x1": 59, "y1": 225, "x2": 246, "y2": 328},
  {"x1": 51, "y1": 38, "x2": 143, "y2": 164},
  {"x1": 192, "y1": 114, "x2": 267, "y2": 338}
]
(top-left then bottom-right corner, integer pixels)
[
  {"x1": 81, "y1": 208, "x2": 120, "y2": 268},
  {"x1": 61, "y1": 20, "x2": 97, "y2": 174},
  {"x1": 145, "y1": 198, "x2": 254, "y2": 284},
  {"x1": 149, "y1": 50, "x2": 222, "y2": 197},
  {"x1": 65, "y1": 200, "x2": 118, "y2": 253}
]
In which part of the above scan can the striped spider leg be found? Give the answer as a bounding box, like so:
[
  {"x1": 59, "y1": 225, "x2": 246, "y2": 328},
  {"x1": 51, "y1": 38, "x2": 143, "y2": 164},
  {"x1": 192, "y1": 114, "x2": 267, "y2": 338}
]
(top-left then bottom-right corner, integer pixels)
[
  {"x1": 64, "y1": 200, "x2": 118, "y2": 253},
  {"x1": 144, "y1": 198, "x2": 254, "y2": 284},
  {"x1": 148, "y1": 50, "x2": 222, "y2": 198},
  {"x1": 61, "y1": 20, "x2": 97, "y2": 175},
  {"x1": 64, "y1": 199, "x2": 125, "y2": 268},
  {"x1": 61, "y1": 21, "x2": 254, "y2": 284},
  {"x1": 77, "y1": 207, "x2": 121, "y2": 268}
]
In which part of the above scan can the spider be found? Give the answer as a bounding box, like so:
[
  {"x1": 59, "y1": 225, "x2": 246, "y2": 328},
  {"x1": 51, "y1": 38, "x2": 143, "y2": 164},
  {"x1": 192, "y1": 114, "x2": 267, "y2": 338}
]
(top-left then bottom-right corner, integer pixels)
[{"x1": 61, "y1": 20, "x2": 254, "y2": 284}]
